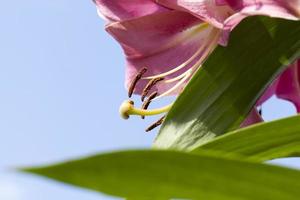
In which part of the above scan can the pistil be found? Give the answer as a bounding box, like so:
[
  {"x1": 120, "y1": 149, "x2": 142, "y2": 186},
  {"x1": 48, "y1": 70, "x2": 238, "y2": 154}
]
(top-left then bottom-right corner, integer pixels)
[{"x1": 119, "y1": 100, "x2": 172, "y2": 119}]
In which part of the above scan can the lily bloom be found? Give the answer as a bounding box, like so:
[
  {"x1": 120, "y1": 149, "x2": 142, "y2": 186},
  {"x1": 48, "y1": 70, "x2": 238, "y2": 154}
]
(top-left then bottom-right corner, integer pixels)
[{"x1": 94, "y1": 0, "x2": 300, "y2": 131}]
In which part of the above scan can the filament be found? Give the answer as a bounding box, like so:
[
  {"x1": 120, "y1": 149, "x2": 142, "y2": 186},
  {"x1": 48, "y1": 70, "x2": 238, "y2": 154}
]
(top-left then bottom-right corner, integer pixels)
[
  {"x1": 142, "y1": 23, "x2": 210, "y2": 80},
  {"x1": 154, "y1": 70, "x2": 192, "y2": 100}
]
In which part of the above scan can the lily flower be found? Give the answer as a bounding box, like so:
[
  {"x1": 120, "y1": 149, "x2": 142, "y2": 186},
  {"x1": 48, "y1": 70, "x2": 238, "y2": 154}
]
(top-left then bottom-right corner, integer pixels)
[{"x1": 94, "y1": 0, "x2": 300, "y2": 131}]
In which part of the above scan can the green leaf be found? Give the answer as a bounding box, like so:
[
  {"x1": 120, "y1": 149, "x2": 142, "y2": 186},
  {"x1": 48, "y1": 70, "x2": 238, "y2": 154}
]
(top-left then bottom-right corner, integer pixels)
[
  {"x1": 23, "y1": 150, "x2": 300, "y2": 199},
  {"x1": 154, "y1": 16, "x2": 300, "y2": 150},
  {"x1": 194, "y1": 115, "x2": 300, "y2": 162}
]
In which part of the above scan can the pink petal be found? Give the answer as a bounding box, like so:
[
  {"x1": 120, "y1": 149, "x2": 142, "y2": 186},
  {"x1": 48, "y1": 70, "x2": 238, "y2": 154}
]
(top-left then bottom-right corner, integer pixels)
[
  {"x1": 156, "y1": 0, "x2": 234, "y2": 28},
  {"x1": 221, "y1": 0, "x2": 245, "y2": 9},
  {"x1": 276, "y1": 60, "x2": 300, "y2": 112},
  {"x1": 106, "y1": 10, "x2": 213, "y2": 95},
  {"x1": 223, "y1": 0, "x2": 299, "y2": 31},
  {"x1": 284, "y1": 0, "x2": 300, "y2": 17},
  {"x1": 241, "y1": 108, "x2": 263, "y2": 127},
  {"x1": 256, "y1": 78, "x2": 279, "y2": 106},
  {"x1": 215, "y1": 0, "x2": 231, "y2": 6},
  {"x1": 240, "y1": 61, "x2": 300, "y2": 127},
  {"x1": 225, "y1": 0, "x2": 300, "y2": 17},
  {"x1": 93, "y1": 0, "x2": 169, "y2": 22}
]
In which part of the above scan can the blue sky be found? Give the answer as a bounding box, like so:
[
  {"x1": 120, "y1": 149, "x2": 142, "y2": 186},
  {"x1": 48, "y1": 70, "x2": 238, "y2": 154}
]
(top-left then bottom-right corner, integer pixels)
[{"x1": 0, "y1": 1, "x2": 299, "y2": 200}]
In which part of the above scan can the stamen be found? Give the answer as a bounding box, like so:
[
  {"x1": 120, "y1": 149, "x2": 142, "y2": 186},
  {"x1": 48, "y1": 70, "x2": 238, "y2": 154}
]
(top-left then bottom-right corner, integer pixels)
[
  {"x1": 142, "y1": 23, "x2": 210, "y2": 80},
  {"x1": 145, "y1": 116, "x2": 165, "y2": 132},
  {"x1": 152, "y1": 29, "x2": 221, "y2": 101},
  {"x1": 128, "y1": 67, "x2": 147, "y2": 98},
  {"x1": 154, "y1": 70, "x2": 192, "y2": 100},
  {"x1": 141, "y1": 91, "x2": 158, "y2": 119},
  {"x1": 143, "y1": 27, "x2": 220, "y2": 83},
  {"x1": 141, "y1": 77, "x2": 164, "y2": 101},
  {"x1": 164, "y1": 69, "x2": 191, "y2": 84},
  {"x1": 120, "y1": 28, "x2": 221, "y2": 127},
  {"x1": 143, "y1": 44, "x2": 205, "y2": 80},
  {"x1": 119, "y1": 100, "x2": 172, "y2": 119}
]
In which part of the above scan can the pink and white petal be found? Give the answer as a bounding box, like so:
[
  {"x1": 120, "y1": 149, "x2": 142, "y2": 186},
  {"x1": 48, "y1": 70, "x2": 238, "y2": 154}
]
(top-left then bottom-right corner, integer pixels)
[
  {"x1": 276, "y1": 60, "x2": 300, "y2": 112},
  {"x1": 223, "y1": 0, "x2": 299, "y2": 31},
  {"x1": 238, "y1": 0, "x2": 299, "y2": 20},
  {"x1": 93, "y1": 0, "x2": 169, "y2": 22},
  {"x1": 106, "y1": 10, "x2": 213, "y2": 94},
  {"x1": 156, "y1": 0, "x2": 234, "y2": 28},
  {"x1": 224, "y1": 0, "x2": 299, "y2": 17},
  {"x1": 240, "y1": 108, "x2": 263, "y2": 127}
]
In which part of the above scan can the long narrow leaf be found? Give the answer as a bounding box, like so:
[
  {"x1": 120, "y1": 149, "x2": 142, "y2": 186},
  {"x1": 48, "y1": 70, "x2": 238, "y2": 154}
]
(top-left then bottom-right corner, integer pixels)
[
  {"x1": 154, "y1": 17, "x2": 300, "y2": 150},
  {"x1": 23, "y1": 150, "x2": 300, "y2": 200},
  {"x1": 194, "y1": 115, "x2": 300, "y2": 161}
]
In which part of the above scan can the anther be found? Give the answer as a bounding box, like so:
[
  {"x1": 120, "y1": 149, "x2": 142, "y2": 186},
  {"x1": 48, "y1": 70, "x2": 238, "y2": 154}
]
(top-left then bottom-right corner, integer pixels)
[
  {"x1": 145, "y1": 116, "x2": 165, "y2": 132},
  {"x1": 141, "y1": 91, "x2": 158, "y2": 119},
  {"x1": 128, "y1": 67, "x2": 147, "y2": 98},
  {"x1": 141, "y1": 77, "x2": 164, "y2": 101}
]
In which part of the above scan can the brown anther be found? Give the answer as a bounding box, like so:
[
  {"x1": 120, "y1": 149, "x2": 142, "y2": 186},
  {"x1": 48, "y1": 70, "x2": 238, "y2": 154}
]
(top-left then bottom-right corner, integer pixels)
[
  {"x1": 128, "y1": 100, "x2": 134, "y2": 105},
  {"x1": 141, "y1": 91, "x2": 158, "y2": 119},
  {"x1": 128, "y1": 67, "x2": 147, "y2": 98},
  {"x1": 145, "y1": 116, "x2": 165, "y2": 132},
  {"x1": 141, "y1": 77, "x2": 164, "y2": 101}
]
